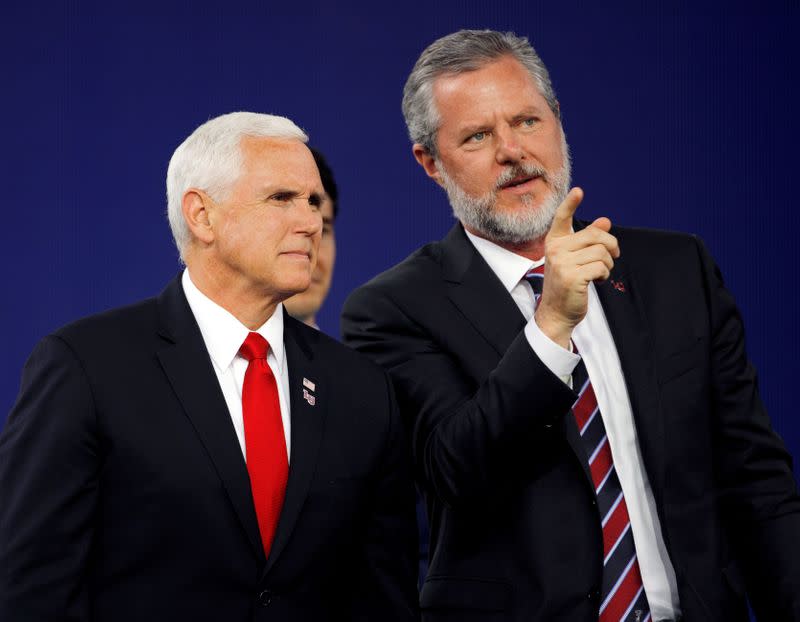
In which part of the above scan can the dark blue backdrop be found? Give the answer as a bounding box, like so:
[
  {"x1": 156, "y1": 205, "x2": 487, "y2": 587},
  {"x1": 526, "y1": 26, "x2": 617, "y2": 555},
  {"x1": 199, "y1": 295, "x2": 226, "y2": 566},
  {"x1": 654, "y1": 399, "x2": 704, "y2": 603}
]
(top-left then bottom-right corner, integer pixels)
[{"x1": 2, "y1": 0, "x2": 798, "y2": 492}]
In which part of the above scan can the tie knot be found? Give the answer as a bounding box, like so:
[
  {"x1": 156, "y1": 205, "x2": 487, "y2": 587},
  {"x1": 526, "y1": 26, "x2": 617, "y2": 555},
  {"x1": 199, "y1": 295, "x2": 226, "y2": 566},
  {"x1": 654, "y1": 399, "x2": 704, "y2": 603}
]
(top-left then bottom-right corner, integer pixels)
[
  {"x1": 524, "y1": 264, "x2": 545, "y2": 296},
  {"x1": 239, "y1": 332, "x2": 270, "y2": 362}
]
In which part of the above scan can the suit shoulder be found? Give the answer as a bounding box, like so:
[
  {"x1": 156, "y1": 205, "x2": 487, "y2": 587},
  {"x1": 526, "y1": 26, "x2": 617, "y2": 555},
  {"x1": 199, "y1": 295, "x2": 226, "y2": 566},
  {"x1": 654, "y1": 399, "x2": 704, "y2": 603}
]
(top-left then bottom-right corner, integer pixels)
[
  {"x1": 613, "y1": 224, "x2": 698, "y2": 251},
  {"x1": 52, "y1": 297, "x2": 159, "y2": 353},
  {"x1": 612, "y1": 225, "x2": 704, "y2": 265},
  {"x1": 345, "y1": 240, "x2": 446, "y2": 307}
]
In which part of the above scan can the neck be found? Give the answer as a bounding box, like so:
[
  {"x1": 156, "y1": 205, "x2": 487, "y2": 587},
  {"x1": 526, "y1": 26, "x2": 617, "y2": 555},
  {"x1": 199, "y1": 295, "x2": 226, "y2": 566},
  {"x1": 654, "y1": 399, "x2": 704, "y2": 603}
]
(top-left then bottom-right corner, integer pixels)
[
  {"x1": 463, "y1": 224, "x2": 546, "y2": 261},
  {"x1": 186, "y1": 262, "x2": 281, "y2": 331}
]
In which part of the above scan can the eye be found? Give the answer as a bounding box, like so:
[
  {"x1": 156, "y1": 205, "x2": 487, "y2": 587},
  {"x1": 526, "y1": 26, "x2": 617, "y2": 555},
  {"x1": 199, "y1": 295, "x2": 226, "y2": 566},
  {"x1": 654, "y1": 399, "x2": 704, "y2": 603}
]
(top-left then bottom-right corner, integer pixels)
[
  {"x1": 469, "y1": 131, "x2": 488, "y2": 143},
  {"x1": 521, "y1": 117, "x2": 538, "y2": 128},
  {"x1": 269, "y1": 192, "x2": 295, "y2": 203}
]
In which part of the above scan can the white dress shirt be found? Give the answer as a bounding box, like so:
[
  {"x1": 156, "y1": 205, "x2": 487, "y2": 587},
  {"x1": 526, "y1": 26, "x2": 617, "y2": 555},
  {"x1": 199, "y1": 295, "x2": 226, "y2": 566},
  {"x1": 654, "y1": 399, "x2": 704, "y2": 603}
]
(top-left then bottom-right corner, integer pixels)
[
  {"x1": 182, "y1": 269, "x2": 292, "y2": 461},
  {"x1": 465, "y1": 230, "x2": 681, "y2": 621}
]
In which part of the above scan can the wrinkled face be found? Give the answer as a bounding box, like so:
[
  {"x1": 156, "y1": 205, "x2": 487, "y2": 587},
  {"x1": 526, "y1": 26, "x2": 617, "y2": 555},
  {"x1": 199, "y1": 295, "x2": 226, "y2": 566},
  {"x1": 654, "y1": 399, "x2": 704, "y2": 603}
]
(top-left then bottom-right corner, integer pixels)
[
  {"x1": 283, "y1": 196, "x2": 336, "y2": 323},
  {"x1": 429, "y1": 55, "x2": 570, "y2": 244},
  {"x1": 208, "y1": 137, "x2": 323, "y2": 299}
]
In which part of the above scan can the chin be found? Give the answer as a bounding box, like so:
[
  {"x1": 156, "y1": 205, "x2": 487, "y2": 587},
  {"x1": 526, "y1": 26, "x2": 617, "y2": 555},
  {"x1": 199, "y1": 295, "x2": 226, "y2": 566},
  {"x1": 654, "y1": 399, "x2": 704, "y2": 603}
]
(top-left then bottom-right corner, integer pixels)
[
  {"x1": 496, "y1": 194, "x2": 542, "y2": 213},
  {"x1": 279, "y1": 277, "x2": 312, "y2": 298}
]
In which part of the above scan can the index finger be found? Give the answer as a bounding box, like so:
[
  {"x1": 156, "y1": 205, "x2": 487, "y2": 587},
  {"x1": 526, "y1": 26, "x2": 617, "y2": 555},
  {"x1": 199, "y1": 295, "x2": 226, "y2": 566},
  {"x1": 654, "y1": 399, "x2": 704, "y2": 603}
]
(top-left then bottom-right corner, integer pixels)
[{"x1": 548, "y1": 187, "x2": 584, "y2": 238}]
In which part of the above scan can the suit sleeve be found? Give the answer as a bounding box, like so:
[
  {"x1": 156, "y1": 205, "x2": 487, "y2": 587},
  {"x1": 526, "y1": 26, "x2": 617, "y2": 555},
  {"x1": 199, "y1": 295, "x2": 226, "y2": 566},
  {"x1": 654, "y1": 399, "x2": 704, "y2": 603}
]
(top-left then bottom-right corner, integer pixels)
[
  {"x1": 349, "y1": 371, "x2": 419, "y2": 621},
  {"x1": 342, "y1": 284, "x2": 576, "y2": 509},
  {"x1": 0, "y1": 335, "x2": 99, "y2": 622},
  {"x1": 696, "y1": 236, "x2": 800, "y2": 619}
]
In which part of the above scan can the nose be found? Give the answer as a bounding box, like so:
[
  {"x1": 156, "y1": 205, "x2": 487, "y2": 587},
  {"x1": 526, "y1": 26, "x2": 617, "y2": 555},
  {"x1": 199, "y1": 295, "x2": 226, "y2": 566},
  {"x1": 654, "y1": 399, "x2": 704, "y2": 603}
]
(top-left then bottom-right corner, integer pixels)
[
  {"x1": 296, "y1": 198, "x2": 322, "y2": 236},
  {"x1": 494, "y1": 125, "x2": 524, "y2": 165}
]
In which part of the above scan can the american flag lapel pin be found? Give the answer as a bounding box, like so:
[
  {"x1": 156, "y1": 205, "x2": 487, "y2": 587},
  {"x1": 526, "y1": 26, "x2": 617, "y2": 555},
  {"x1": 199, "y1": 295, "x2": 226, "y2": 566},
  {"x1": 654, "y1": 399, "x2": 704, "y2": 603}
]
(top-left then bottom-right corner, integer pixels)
[
  {"x1": 302, "y1": 377, "x2": 316, "y2": 406},
  {"x1": 611, "y1": 278, "x2": 626, "y2": 293}
]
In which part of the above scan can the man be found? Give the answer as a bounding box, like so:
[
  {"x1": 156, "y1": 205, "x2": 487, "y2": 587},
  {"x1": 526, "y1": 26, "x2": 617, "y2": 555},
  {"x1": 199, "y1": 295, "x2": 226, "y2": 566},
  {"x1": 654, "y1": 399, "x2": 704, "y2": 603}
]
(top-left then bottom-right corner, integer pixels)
[
  {"x1": 285, "y1": 147, "x2": 338, "y2": 329},
  {"x1": 0, "y1": 112, "x2": 419, "y2": 621},
  {"x1": 342, "y1": 30, "x2": 800, "y2": 621}
]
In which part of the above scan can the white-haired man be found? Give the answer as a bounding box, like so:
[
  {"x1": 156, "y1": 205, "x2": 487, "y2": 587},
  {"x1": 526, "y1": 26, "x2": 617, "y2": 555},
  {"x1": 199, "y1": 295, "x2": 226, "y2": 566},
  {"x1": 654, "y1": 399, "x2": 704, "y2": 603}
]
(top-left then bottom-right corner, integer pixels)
[
  {"x1": 342, "y1": 31, "x2": 800, "y2": 621},
  {"x1": 0, "y1": 112, "x2": 419, "y2": 621}
]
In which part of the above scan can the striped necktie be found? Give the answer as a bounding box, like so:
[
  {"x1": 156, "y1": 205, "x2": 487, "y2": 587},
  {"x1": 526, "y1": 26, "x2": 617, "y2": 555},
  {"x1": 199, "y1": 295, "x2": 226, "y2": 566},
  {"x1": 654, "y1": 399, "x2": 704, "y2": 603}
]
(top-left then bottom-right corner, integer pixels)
[{"x1": 525, "y1": 265, "x2": 651, "y2": 622}]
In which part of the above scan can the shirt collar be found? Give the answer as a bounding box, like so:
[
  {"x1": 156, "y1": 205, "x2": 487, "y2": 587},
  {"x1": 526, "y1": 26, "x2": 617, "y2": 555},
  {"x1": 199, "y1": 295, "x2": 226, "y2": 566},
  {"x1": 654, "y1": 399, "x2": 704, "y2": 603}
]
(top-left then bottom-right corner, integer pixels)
[
  {"x1": 181, "y1": 269, "x2": 285, "y2": 373},
  {"x1": 463, "y1": 229, "x2": 544, "y2": 293}
]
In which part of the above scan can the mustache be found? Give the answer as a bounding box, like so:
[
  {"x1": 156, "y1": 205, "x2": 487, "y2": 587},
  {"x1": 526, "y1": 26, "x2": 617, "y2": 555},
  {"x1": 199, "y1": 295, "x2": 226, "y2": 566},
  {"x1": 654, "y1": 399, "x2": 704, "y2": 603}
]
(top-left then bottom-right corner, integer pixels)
[{"x1": 494, "y1": 163, "x2": 549, "y2": 190}]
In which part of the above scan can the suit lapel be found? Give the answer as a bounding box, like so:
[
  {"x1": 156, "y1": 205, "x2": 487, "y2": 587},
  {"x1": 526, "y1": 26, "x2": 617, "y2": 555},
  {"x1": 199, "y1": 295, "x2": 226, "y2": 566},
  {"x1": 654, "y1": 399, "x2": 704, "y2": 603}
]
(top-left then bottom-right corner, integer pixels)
[
  {"x1": 155, "y1": 275, "x2": 265, "y2": 564},
  {"x1": 262, "y1": 314, "x2": 326, "y2": 576},
  {"x1": 441, "y1": 225, "x2": 527, "y2": 358},
  {"x1": 440, "y1": 223, "x2": 665, "y2": 499},
  {"x1": 590, "y1": 230, "x2": 666, "y2": 506},
  {"x1": 440, "y1": 226, "x2": 595, "y2": 489}
]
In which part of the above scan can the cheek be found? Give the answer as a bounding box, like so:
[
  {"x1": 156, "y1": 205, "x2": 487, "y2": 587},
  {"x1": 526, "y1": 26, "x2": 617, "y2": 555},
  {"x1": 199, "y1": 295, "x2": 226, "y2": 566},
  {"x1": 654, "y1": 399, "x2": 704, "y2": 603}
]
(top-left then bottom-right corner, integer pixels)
[
  {"x1": 455, "y1": 155, "x2": 495, "y2": 192},
  {"x1": 541, "y1": 132, "x2": 565, "y2": 167},
  {"x1": 218, "y1": 213, "x2": 263, "y2": 253}
]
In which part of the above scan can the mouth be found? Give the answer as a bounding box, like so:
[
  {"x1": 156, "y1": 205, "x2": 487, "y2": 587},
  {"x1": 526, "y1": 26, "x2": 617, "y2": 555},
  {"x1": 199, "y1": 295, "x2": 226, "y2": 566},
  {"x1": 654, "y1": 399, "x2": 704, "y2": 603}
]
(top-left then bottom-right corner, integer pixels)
[
  {"x1": 281, "y1": 250, "x2": 312, "y2": 261},
  {"x1": 498, "y1": 174, "x2": 541, "y2": 193}
]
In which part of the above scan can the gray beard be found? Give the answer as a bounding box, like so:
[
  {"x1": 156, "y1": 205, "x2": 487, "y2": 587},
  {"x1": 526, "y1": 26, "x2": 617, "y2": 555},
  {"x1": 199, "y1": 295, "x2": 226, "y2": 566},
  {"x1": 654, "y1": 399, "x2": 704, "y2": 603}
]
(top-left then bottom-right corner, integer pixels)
[{"x1": 438, "y1": 136, "x2": 572, "y2": 245}]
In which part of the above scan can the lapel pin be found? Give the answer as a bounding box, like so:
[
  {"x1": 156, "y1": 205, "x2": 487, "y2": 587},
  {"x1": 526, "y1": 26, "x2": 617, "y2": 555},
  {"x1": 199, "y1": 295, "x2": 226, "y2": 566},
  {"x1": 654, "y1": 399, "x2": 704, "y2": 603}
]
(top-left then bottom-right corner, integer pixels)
[
  {"x1": 302, "y1": 377, "x2": 316, "y2": 391},
  {"x1": 611, "y1": 279, "x2": 626, "y2": 293},
  {"x1": 303, "y1": 388, "x2": 316, "y2": 406}
]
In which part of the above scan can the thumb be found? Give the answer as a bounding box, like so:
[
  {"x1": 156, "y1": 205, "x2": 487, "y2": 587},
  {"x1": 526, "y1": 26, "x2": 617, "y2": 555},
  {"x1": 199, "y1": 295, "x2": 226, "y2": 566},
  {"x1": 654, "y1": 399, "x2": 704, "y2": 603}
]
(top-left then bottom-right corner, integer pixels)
[{"x1": 548, "y1": 187, "x2": 583, "y2": 238}]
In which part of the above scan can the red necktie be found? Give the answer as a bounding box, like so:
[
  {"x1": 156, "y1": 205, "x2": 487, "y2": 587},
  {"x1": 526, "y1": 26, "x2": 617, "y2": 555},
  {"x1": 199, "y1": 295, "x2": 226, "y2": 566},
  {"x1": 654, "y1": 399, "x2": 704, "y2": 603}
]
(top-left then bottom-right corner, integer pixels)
[
  {"x1": 239, "y1": 332, "x2": 288, "y2": 557},
  {"x1": 525, "y1": 265, "x2": 650, "y2": 622}
]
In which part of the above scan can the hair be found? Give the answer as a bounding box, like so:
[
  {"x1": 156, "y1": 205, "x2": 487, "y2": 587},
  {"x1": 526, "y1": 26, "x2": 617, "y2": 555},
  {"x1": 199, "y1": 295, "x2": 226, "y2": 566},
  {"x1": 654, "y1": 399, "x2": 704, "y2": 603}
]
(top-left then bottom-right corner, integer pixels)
[
  {"x1": 309, "y1": 147, "x2": 339, "y2": 219},
  {"x1": 402, "y1": 29, "x2": 560, "y2": 156},
  {"x1": 166, "y1": 111, "x2": 308, "y2": 260}
]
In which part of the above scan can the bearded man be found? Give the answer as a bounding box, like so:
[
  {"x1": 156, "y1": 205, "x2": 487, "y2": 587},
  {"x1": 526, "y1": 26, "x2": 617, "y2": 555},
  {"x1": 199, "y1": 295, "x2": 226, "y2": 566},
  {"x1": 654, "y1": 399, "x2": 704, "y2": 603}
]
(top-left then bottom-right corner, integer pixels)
[{"x1": 342, "y1": 30, "x2": 800, "y2": 622}]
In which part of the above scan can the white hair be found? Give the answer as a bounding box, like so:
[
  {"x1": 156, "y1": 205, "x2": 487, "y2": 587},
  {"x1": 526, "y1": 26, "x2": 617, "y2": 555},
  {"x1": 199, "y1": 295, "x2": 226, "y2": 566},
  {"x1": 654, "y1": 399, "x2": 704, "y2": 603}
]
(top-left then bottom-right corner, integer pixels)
[{"x1": 166, "y1": 111, "x2": 308, "y2": 260}]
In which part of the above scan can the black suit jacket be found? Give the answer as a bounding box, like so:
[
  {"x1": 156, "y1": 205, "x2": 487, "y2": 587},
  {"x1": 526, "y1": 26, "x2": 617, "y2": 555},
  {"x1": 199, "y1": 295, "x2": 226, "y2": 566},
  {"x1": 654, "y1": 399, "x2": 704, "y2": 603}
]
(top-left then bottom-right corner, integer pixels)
[
  {"x1": 0, "y1": 275, "x2": 419, "y2": 621},
  {"x1": 342, "y1": 223, "x2": 800, "y2": 621}
]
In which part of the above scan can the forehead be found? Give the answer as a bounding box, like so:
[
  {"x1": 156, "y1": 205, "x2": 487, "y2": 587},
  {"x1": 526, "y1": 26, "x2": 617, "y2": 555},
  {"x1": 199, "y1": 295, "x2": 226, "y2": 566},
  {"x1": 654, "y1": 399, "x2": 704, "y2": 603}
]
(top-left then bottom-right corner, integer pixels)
[
  {"x1": 432, "y1": 56, "x2": 547, "y2": 126},
  {"x1": 239, "y1": 136, "x2": 322, "y2": 189}
]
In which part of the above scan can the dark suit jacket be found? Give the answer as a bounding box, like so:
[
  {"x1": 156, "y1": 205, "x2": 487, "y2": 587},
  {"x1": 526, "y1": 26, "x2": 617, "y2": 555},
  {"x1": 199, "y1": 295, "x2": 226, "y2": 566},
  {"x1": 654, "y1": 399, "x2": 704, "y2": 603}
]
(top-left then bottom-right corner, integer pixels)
[
  {"x1": 0, "y1": 275, "x2": 419, "y2": 622},
  {"x1": 342, "y1": 223, "x2": 800, "y2": 621}
]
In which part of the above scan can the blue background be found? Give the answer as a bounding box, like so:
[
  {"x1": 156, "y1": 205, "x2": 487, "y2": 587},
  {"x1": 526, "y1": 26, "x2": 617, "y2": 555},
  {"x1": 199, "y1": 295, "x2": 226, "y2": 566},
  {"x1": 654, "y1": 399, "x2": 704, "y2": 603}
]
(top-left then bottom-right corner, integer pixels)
[{"x1": 2, "y1": 0, "x2": 798, "y2": 490}]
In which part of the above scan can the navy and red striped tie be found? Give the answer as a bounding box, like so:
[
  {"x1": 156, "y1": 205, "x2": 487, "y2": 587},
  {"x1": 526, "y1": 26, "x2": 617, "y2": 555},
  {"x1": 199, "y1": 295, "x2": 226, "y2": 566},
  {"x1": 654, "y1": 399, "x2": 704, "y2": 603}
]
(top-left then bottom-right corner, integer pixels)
[{"x1": 525, "y1": 265, "x2": 651, "y2": 622}]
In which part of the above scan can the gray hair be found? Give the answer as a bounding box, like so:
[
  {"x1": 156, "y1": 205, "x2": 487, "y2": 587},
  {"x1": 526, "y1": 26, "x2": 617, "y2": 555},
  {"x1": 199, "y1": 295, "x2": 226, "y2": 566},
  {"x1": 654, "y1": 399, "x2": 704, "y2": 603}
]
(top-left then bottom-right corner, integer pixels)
[
  {"x1": 402, "y1": 30, "x2": 560, "y2": 156},
  {"x1": 166, "y1": 111, "x2": 308, "y2": 260}
]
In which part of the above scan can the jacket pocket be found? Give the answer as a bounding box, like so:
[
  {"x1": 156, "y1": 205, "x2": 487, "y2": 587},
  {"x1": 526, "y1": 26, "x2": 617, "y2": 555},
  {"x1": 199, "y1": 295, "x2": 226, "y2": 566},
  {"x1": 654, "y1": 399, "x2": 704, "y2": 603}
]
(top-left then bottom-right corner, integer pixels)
[{"x1": 420, "y1": 576, "x2": 511, "y2": 612}]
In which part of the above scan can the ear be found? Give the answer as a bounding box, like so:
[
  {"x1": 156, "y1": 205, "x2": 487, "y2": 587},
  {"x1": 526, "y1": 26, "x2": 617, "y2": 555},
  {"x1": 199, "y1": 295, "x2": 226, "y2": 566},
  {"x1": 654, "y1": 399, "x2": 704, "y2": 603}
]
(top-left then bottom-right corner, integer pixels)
[
  {"x1": 412, "y1": 143, "x2": 445, "y2": 188},
  {"x1": 181, "y1": 189, "x2": 215, "y2": 245}
]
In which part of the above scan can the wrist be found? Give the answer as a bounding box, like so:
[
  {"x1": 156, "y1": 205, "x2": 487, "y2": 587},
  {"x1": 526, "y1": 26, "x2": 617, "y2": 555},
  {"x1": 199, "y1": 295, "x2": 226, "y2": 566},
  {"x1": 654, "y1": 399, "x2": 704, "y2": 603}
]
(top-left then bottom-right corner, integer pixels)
[{"x1": 534, "y1": 307, "x2": 573, "y2": 350}]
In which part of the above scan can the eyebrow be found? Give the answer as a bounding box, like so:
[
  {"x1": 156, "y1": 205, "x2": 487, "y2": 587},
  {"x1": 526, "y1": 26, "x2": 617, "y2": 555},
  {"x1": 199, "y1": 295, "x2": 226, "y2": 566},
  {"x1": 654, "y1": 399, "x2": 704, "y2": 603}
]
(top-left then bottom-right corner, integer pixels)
[
  {"x1": 264, "y1": 187, "x2": 323, "y2": 204},
  {"x1": 511, "y1": 110, "x2": 541, "y2": 124},
  {"x1": 459, "y1": 107, "x2": 545, "y2": 135}
]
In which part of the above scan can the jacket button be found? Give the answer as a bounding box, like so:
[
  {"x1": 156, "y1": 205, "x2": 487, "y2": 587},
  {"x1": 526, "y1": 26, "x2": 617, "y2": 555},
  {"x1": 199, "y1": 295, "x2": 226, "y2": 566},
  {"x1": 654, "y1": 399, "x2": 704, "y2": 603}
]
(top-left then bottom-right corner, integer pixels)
[{"x1": 257, "y1": 590, "x2": 272, "y2": 606}]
